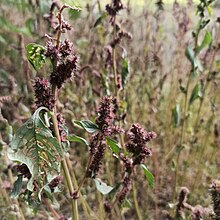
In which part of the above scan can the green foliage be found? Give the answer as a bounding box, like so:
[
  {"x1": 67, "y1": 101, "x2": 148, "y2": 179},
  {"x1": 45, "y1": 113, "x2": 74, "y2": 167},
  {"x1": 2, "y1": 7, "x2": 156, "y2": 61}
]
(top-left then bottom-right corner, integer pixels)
[
  {"x1": 172, "y1": 104, "x2": 181, "y2": 127},
  {"x1": 10, "y1": 175, "x2": 23, "y2": 198},
  {"x1": 26, "y1": 43, "x2": 46, "y2": 70},
  {"x1": 68, "y1": 8, "x2": 81, "y2": 20},
  {"x1": 74, "y1": 120, "x2": 99, "y2": 133},
  {"x1": 106, "y1": 137, "x2": 122, "y2": 155},
  {"x1": 189, "y1": 83, "x2": 202, "y2": 105},
  {"x1": 185, "y1": 46, "x2": 203, "y2": 76},
  {"x1": 67, "y1": 134, "x2": 89, "y2": 146},
  {"x1": 121, "y1": 49, "x2": 130, "y2": 89},
  {"x1": 94, "y1": 12, "x2": 108, "y2": 27},
  {"x1": 123, "y1": 199, "x2": 132, "y2": 208},
  {"x1": 140, "y1": 164, "x2": 154, "y2": 188},
  {"x1": 8, "y1": 107, "x2": 62, "y2": 199},
  {"x1": 195, "y1": 31, "x2": 212, "y2": 54}
]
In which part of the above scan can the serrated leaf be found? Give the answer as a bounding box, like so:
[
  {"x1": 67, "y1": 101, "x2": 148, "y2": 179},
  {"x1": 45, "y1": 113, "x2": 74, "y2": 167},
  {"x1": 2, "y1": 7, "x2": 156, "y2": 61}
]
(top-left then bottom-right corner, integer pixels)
[
  {"x1": 106, "y1": 137, "x2": 121, "y2": 154},
  {"x1": 172, "y1": 104, "x2": 180, "y2": 127},
  {"x1": 196, "y1": 31, "x2": 212, "y2": 54},
  {"x1": 140, "y1": 164, "x2": 154, "y2": 188},
  {"x1": 26, "y1": 43, "x2": 46, "y2": 70},
  {"x1": 94, "y1": 12, "x2": 108, "y2": 27},
  {"x1": 94, "y1": 178, "x2": 113, "y2": 195},
  {"x1": 8, "y1": 107, "x2": 62, "y2": 196},
  {"x1": 74, "y1": 120, "x2": 99, "y2": 133},
  {"x1": 189, "y1": 83, "x2": 202, "y2": 105},
  {"x1": 121, "y1": 49, "x2": 130, "y2": 89},
  {"x1": 67, "y1": 134, "x2": 89, "y2": 146},
  {"x1": 10, "y1": 175, "x2": 23, "y2": 198}
]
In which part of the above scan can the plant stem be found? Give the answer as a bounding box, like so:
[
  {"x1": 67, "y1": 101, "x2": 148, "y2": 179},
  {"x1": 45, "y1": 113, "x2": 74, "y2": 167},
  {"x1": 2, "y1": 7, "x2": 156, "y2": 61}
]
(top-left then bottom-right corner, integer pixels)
[
  {"x1": 132, "y1": 181, "x2": 142, "y2": 220},
  {"x1": 194, "y1": 24, "x2": 220, "y2": 131},
  {"x1": 66, "y1": 157, "x2": 94, "y2": 220},
  {"x1": 173, "y1": 72, "x2": 191, "y2": 200},
  {"x1": 51, "y1": 86, "x2": 79, "y2": 220},
  {"x1": 44, "y1": 198, "x2": 61, "y2": 219}
]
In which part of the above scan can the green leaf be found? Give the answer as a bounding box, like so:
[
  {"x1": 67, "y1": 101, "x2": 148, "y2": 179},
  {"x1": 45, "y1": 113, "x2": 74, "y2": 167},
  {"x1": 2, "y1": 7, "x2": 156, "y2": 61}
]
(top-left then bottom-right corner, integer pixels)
[
  {"x1": 67, "y1": 134, "x2": 89, "y2": 146},
  {"x1": 8, "y1": 107, "x2": 62, "y2": 197},
  {"x1": 140, "y1": 164, "x2": 154, "y2": 188},
  {"x1": 106, "y1": 137, "x2": 121, "y2": 154},
  {"x1": 207, "y1": 6, "x2": 212, "y2": 16},
  {"x1": 74, "y1": 120, "x2": 99, "y2": 133},
  {"x1": 189, "y1": 83, "x2": 202, "y2": 105},
  {"x1": 216, "y1": 60, "x2": 220, "y2": 72},
  {"x1": 185, "y1": 46, "x2": 203, "y2": 74},
  {"x1": 26, "y1": 43, "x2": 46, "y2": 70},
  {"x1": 94, "y1": 178, "x2": 113, "y2": 195},
  {"x1": 172, "y1": 104, "x2": 181, "y2": 127},
  {"x1": 123, "y1": 199, "x2": 132, "y2": 208},
  {"x1": 196, "y1": 31, "x2": 212, "y2": 54},
  {"x1": 68, "y1": 8, "x2": 81, "y2": 20},
  {"x1": 94, "y1": 12, "x2": 108, "y2": 27},
  {"x1": 121, "y1": 49, "x2": 130, "y2": 89},
  {"x1": 11, "y1": 175, "x2": 23, "y2": 198},
  {"x1": 185, "y1": 46, "x2": 195, "y2": 67}
]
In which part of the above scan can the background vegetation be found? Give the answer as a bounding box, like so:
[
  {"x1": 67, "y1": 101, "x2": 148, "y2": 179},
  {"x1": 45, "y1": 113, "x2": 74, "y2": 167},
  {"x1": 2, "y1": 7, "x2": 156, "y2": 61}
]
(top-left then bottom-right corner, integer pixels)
[{"x1": 0, "y1": 0, "x2": 220, "y2": 219}]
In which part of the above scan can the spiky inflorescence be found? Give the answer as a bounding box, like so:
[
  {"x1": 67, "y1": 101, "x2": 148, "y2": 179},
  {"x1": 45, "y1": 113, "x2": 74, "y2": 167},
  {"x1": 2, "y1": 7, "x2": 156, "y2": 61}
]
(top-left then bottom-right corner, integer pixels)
[
  {"x1": 176, "y1": 187, "x2": 190, "y2": 218},
  {"x1": 110, "y1": 30, "x2": 132, "y2": 48},
  {"x1": 34, "y1": 77, "x2": 55, "y2": 110},
  {"x1": 86, "y1": 142, "x2": 106, "y2": 178},
  {"x1": 119, "y1": 153, "x2": 133, "y2": 174},
  {"x1": 125, "y1": 123, "x2": 156, "y2": 165},
  {"x1": 89, "y1": 133, "x2": 100, "y2": 155},
  {"x1": 95, "y1": 96, "x2": 124, "y2": 137},
  {"x1": 45, "y1": 38, "x2": 79, "y2": 89},
  {"x1": 116, "y1": 176, "x2": 132, "y2": 204},
  {"x1": 106, "y1": 0, "x2": 124, "y2": 18},
  {"x1": 50, "y1": 55, "x2": 79, "y2": 89},
  {"x1": 210, "y1": 180, "x2": 220, "y2": 220}
]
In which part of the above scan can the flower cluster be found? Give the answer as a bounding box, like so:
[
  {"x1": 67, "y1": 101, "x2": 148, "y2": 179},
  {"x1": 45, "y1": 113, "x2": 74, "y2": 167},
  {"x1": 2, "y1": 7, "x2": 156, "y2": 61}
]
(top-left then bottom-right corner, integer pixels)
[
  {"x1": 116, "y1": 176, "x2": 132, "y2": 204},
  {"x1": 106, "y1": 0, "x2": 124, "y2": 23},
  {"x1": 44, "y1": 38, "x2": 79, "y2": 89},
  {"x1": 210, "y1": 180, "x2": 220, "y2": 219},
  {"x1": 50, "y1": 54, "x2": 79, "y2": 89},
  {"x1": 86, "y1": 97, "x2": 124, "y2": 178},
  {"x1": 34, "y1": 77, "x2": 55, "y2": 110},
  {"x1": 95, "y1": 96, "x2": 124, "y2": 137},
  {"x1": 126, "y1": 123, "x2": 156, "y2": 165},
  {"x1": 112, "y1": 124, "x2": 156, "y2": 204},
  {"x1": 86, "y1": 141, "x2": 106, "y2": 178},
  {"x1": 110, "y1": 30, "x2": 132, "y2": 48}
]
